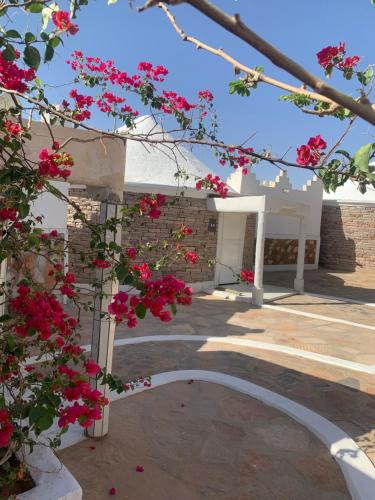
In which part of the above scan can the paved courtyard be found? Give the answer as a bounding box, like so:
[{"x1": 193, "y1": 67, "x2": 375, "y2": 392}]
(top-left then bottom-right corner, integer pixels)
[{"x1": 60, "y1": 269, "x2": 375, "y2": 498}]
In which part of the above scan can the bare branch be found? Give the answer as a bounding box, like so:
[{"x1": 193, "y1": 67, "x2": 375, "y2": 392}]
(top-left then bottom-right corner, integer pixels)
[
  {"x1": 143, "y1": 0, "x2": 375, "y2": 126},
  {"x1": 158, "y1": 2, "x2": 338, "y2": 109}
]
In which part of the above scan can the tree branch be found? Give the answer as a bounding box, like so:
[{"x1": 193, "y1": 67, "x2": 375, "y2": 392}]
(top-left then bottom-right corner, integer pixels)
[
  {"x1": 158, "y1": 2, "x2": 338, "y2": 110},
  {"x1": 141, "y1": 0, "x2": 375, "y2": 126}
]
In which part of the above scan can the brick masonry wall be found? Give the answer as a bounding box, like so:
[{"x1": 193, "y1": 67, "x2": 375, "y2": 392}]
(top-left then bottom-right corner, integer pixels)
[
  {"x1": 68, "y1": 189, "x2": 218, "y2": 283},
  {"x1": 320, "y1": 203, "x2": 375, "y2": 270}
]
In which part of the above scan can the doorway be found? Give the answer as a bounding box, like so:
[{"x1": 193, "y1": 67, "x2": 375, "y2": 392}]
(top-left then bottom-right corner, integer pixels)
[{"x1": 216, "y1": 212, "x2": 247, "y2": 285}]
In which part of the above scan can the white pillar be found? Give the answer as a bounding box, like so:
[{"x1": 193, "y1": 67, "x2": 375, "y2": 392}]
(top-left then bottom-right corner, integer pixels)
[
  {"x1": 252, "y1": 211, "x2": 266, "y2": 306},
  {"x1": 87, "y1": 200, "x2": 121, "y2": 438},
  {"x1": 294, "y1": 217, "x2": 306, "y2": 293},
  {"x1": 0, "y1": 258, "x2": 7, "y2": 316}
]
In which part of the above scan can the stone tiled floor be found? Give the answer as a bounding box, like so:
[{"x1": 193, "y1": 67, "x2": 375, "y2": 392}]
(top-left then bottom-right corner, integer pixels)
[
  {"x1": 60, "y1": 269, "x2": 375, "y2": 498},
  {"x1": 59, "y1": 382, "x2": 350, "y2": 500},
  {"x1": 265, "y1": 268, "x2": 375, "y2": 303},
  {"x1": 71, "y1": 293, "x2": 375, "y2": 364}
]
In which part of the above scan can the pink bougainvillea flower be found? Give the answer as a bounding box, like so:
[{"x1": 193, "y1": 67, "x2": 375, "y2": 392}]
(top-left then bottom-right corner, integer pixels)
[
  {"x1": 52, "y1": 11, "x2": 79, "y2": 35},
  {"x1": 84, "y1": 359, "x2": 101, "y2": 377},
  {"x1": 240, "y1": 270, "x2": 254, "y2": 284},
  {"x1": 135, "y1": 465, "x2": 144, "y2": 473},
  {"x1": 296, "y1": 135, "x2": 327, "y2": 167},
  {"x1": 109, "y1": 487, "x2": 117, "y2": 495}
]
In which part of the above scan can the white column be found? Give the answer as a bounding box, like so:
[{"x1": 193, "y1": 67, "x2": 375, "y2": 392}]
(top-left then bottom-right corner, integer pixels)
[
  {"x1": 294, "y1": 217, "x2": 306, "y2": 293},
  {"x1": 0, "y1": 258, "x2": 7, "y2": 316},
  {"x1": 87, "y1": 200, "x2": 121, "y2": 438},
  {"x1": 252, "y1": 211, "x2": 266, "y2": 306}
]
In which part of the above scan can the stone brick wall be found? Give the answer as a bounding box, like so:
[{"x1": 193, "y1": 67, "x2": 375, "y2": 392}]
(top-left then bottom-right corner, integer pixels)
[
  {"x1": 264, "y1": 238, "x2": 317, "y2": 265},
  {"x1": 68, "y1": 189, "x2": 218, "y2": 283},
  {"x1": 242, "y1": 214, "x2": 256, "y2": 269},
  {"x1": 320, "y1": 203, "x2": 375, "y2": 270}
]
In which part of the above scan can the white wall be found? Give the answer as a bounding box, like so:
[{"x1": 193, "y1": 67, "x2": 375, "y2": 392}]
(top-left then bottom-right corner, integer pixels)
[
  {"x1": 323, "y1": 180, "x2": 375, "y2": 205},
  {"x1": 227, "y1": 170, "x2": 323, "y2": 239},
  {"x1": 32, "y1": 181, "x2": 69, "y2": 230}
]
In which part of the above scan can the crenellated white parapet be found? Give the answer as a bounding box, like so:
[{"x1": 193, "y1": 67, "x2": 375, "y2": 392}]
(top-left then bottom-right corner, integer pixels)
[{"x1": 227, "y1": 169, "x2": 323, "y2": 240}]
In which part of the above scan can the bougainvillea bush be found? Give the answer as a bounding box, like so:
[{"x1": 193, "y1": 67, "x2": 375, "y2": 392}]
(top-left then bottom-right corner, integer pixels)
[{"x1": 0, "y1": 0, "x2": 374, "y2": 492}]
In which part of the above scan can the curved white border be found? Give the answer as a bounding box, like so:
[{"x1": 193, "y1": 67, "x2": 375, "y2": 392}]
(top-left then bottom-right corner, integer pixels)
[
  {"x1": 98, "y1": 335, "x2": 375, "y2": 374},
  {"x1": 110, "y1": 370, "x2": 375, "y2": 500}
]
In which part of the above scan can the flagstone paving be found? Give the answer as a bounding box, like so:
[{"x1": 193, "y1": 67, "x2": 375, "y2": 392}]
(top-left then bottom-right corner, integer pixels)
[
  {"x1": 111, "y1": 341, "x2": 375, "y2": 466},
  {"x1": 271, "y1": 293, "x2": 375, "y2": 327},
  {"x1": 71, "y1": 293, "x2": 375, "y2": 364},
  {"x1": 58, "y1": 382, "x2": 350, "y2": 500},
  {"x1": 60, "y1": 270, "x2": 375, "y2": 498},
  {"x1": 265, "y1": 268, "x2": 375, "y2": 303}
]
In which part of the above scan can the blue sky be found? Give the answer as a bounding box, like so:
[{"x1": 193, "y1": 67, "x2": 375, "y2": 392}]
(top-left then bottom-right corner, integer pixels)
[{"x1": 33, "y1": 0, "x2": 375, "y2": 188}]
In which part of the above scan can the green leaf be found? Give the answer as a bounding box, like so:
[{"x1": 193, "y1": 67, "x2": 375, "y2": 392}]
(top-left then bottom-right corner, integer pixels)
[
  {"x1": 36, "y1": 414, "x2": 54, "y2": 431},
  {"x1": 115, "y1": 264, "x2": 128, "y2": 282},
  {"x1": 6, "y1": 30, "x2": 21, "y2": 39},
  {"x1": 27, "y1": 2, "x2": 44, "y2": 13},
  {"x1": 25, "y1": 32, "x2": 36, "y2": 44},
  {"x1": 23, "y1": 45, "x2": 41, "y2": 70},
  {"x1": 18, "y1": 202, "x2": 30, "y2": 219},
  {"x1": 48, "y1": 36, "x2": 61, "y2": 49},
  {"x1": 353, "y1": 143, "x2": 372, "y2": 173},
  {"x1": 135, "y1": 303, "x2": 147, "y2": 319},
  {"x1": 44, "y1": 45, "x2": 54, "y2": 63},
  {"x1": 2, "y1": 45, "x2": 17, "y2": 62},
  {"x1": 29, "y1": 407, "x2": 45, "y2": 425}
]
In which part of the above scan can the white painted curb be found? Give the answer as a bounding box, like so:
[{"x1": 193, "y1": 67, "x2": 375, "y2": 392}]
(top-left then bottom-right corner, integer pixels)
[
  {"x1": 104, "y1": 334, "x2": 375, "y2": 375},
  {"x1": 110, "y1": 370, "x2": 375, "y2": 500},
  {"x1": 264, "y1": 303, "x2": 375, "y2": 332},
  {"x1": 17, "y1": 444, "x2": 82, "y2": 499}
]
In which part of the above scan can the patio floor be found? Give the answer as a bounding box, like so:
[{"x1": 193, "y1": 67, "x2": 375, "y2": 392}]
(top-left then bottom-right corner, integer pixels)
[
  {"x1": 59, "y1": 268, "x2": 375, "y2": 498},
  {"x1": 59, "y1": 382, "x2": 350, "y2": 500}
]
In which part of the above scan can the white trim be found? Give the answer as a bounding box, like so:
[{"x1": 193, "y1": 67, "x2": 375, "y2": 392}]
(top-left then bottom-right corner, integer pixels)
[
  {"x1": 323, "y1": 199, "x2": 375, "y2": 207},
  {"x1": 264, "y1": 304, "x2": 375, "y2": 331},
  {"x1": 303, "y1": 291, "x2": 375, "y2": 308},
  {"x1": 109, "y1": 370, "x2": 375, "y2": 500},
  {"x1": 17, "y1": 444, "x2": 82, "y2": 499},
  {"x1": 104, "y1": 335, "x2": 375, "y2": 374},
  {"x1": 266, "y1": 233, "x2": 319, "y2": 240},
  {"x1": 264, "y1": 263, "x2": 318, "y2": 271}
]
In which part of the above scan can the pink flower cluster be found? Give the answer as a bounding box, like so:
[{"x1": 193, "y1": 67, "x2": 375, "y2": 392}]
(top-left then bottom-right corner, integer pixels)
[
  {"x1": 138, "y1": 194, "x2": 166, "y2": 219},
  {"x1": 240, "y1": 270, "x2": 254, "y2": 284},
  {"x1": 9, "y1": 284, "x2": 77, "y2": 341},
  {"x1": 0, "y1": 409, "x2": 13, "y2": 448},
  {"x1": 219, "y1": 147, "x2": 253, "y2": 174},
  {"x1": 296, "y1": 135, "x2": 327, "y2": 167},
  {"x1": 57, "y1": 364, "x2": 107, "y2": 428},
  {"x1": 185, "y1": 250, "x2": 199, "y2": 264},
  {"x1": 317, "y1": 42, "x2": 360, "y2": 72},
  {"x1": 0, "y1": 207, "x2": 17, "y2": 222},
  {"x1": 162, "y1": 90, "x2": 196, "y2": 114},
  {"x1": 137, "y1": 61, "x2": 169, "y2": 82},
  {"x1": 52, "y1": 11, "x2": 79, "y2": 35},
  {"x1": 198, "y1": 90, "x2": 214, "y2": 102},
  {"x1": 2, "y1": 120, "x2": 23, "y2": 140},
  {"x1": 196, "y1": 174, "x2": 228, "y2": 198},
  {"x1": 38, "y1": 148, "x2": 74, "y2": 179},
  {"x1": 108, "y1": 276, "x2": 192, "y2": 326},
  {"x1": 0, "y1": 50, "x2": 35, "y2": 93}
]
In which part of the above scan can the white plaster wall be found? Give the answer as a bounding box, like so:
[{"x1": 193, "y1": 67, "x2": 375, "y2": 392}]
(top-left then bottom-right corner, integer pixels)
[
  {"x1": 32, "y1": 181, "x2": 69, "y2": 230},
  {"x1": 323, "y1": 180, "x2": 375, "y2": 205},
  {"x1": 227, "y1": 170, "x2": 323, "y2": 239}
]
